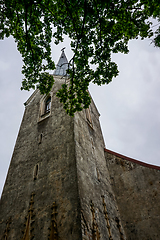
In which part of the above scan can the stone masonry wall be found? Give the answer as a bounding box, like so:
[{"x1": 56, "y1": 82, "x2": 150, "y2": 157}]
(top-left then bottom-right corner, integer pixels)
[
  {"x1": 105, "y1": 149, "x2": 160, "y2": 240},
  {"x1": 74, "y1": 100, "x2": 126, "y2": 240},
  {"x1": 2, "y1": 73, "x2": 159, "y2": 239},
  {"x1": 0, "y1": 77, "x2": 81, "y2": 240}
]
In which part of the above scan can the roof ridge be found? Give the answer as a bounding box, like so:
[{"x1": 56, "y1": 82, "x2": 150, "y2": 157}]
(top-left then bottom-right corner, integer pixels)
[{"x1": 104, "y1": 148, "x2": 160, "y2": 170}]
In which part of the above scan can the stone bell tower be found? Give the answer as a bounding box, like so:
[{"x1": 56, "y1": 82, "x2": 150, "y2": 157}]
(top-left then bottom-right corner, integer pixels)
[{"x1": 0, "y1": 50, "x2": 126, "y2": 240}]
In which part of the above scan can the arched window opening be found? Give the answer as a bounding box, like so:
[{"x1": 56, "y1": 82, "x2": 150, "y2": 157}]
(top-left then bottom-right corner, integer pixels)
[
  {"x1": 45, "y1": 96, "x2": 51, "y2": 114},
  {"x1": 39, "y1": 95, "x2": 52, "y2": 122}
]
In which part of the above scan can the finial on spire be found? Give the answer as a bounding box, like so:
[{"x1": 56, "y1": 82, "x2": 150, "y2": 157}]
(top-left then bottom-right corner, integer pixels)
[{"x1": 61, "y1": 47, "x2": 66, "y2": 52}]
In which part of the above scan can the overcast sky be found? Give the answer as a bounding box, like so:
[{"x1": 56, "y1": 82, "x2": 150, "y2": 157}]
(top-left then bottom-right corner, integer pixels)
[{"x1": 0, "y1": 35, "x2": 160, "y2": 196}]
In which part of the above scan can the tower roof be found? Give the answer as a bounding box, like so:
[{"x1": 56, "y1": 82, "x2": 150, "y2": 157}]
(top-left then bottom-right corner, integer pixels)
[{"x1": 54, "y1": 49, "x2": 69, "y2": 76}]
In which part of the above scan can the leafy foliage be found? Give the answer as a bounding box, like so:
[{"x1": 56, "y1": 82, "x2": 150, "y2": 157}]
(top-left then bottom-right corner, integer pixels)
[{"x1": 0, "y1": 0, "x2": 160, "y2": 115}]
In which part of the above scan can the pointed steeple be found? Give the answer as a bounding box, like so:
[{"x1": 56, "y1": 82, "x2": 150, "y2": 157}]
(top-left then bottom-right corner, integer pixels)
[{"x1": 54, "y1": 48, "x2": 69, "y2": 76}]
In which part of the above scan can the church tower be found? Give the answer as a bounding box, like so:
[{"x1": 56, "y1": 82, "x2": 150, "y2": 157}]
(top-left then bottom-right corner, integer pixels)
[{"x1": 0, "y1": 51, "x2": 126, "y2": 240}]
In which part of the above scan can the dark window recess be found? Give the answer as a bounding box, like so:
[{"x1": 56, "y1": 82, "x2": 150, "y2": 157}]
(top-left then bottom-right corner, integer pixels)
[
  {"x1": 33, "y1": 164, "x2": 39, "y2": 180},
  {"x1": 45, "y1": 97, "x2": 51, "y2": 114}
]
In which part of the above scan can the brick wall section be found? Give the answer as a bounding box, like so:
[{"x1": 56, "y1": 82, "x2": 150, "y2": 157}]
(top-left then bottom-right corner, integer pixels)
[{"x1": 105, "y1": 148, "x2": 160, "y2": 240}]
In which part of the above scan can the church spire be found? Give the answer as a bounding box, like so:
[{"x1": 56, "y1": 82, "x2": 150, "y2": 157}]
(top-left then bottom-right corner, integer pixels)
[{"x1": 54, "y1": 48, "x2": 69, "y2": 76}]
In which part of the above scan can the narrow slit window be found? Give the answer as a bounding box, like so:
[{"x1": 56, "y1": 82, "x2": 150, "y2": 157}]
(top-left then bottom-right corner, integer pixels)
[
  {"x1": 96, "y1": 168, "x2": 100, "y2": 182},
  {"x1": 45, "y1": 96, "x2": 51, "y2": 114},
  {"x1": 86, "y1": 107, "x2": 92, "y2": 126},
  {"x1": 38, "y1": 133, "x2": 42, "y2": 144},
  {"x1": 33, "y1": 164, "x2": 39, "y2": 180}
]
